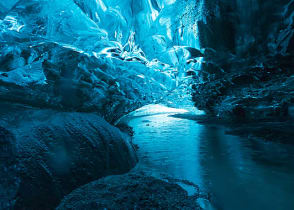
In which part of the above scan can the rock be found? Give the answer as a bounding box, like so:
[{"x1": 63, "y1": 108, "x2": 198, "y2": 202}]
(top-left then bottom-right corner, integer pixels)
[
  {"x1": 56, "y1": 173, "x2": 201, "y2": 210},
  {"x1": 0, "y1": 104, "x2": 137, "y2": 210},
  {"x1": 0, "y1": 127, "x2": 20, "y2": 209},
  {"x1": 190, "y1": 1, "x2": 294, "y2": 123}
]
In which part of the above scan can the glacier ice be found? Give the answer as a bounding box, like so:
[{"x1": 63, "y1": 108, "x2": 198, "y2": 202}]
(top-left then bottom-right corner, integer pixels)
[
  {"x1": 0, "y1": 0, "x2": 19, "y2": 18},
  {"x1": 0, "y1": 0, "x2": 204, "y2": 121}
]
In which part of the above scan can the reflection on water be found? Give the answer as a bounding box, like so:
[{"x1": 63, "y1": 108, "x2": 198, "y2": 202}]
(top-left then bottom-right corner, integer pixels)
[{"x1": 128, "y1": 105, "x2": 294, "y2": 210}]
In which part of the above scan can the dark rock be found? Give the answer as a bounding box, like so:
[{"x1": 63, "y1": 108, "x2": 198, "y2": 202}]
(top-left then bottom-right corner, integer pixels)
[
  {"x1": 190, "y1": 0, "x2": 294, "y2": 124},
  {"x1": 0, "y1": 127, "x2": 20, "y2": 209},
  {"x1": 0, "y1": 104, "x2": 137, "y2": 210},
  {"x1": 56, "y1": 173, "x2": 201, "y2": 210}
]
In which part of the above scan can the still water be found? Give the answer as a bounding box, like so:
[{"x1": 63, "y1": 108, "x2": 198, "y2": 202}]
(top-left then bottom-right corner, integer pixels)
[{"x1": 127, "y1": 105, "x2": 294, "y2": 210}]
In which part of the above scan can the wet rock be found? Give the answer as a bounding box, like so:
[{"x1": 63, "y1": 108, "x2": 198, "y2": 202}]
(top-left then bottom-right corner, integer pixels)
[
  {"x1": 56, "y1": 173, "x2": 201, "y2": 210},
  {"x1": 191, "y1": 0, "x2": 294, "y2": 123},
  {"x1": 0, "y1": 104, "x2": 137, "y2": 210},
  {"x1": 0, "y1": 127, "x2": 20, "y2": 209}
]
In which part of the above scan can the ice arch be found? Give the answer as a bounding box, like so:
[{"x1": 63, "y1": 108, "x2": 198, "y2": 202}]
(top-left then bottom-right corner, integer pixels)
[{"x1": 0, "y1": 0, "x2": 205, "y2": 122}]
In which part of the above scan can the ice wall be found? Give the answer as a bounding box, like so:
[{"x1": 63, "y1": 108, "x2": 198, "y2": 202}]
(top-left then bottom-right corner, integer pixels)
[{"x1": 0, "y1": 0, "x2": 204, "y2": 121}]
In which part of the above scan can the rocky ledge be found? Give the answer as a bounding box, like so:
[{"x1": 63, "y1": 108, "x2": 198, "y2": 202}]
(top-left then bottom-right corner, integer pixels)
[
  {"x1": 56, "y1": 173, "x2": 201, "y2": 210},
  {"x1": 0, "y1": 103, "x2": 137, "y2": 209}
]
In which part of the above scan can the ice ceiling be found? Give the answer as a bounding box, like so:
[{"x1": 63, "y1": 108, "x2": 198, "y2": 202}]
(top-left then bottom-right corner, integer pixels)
[{"x1": 0, "y1": 0, "x2": 204, "y2": 121}]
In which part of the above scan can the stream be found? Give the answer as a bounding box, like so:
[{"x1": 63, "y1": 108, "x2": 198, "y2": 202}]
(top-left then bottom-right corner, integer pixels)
[{"x1": 127, "y1": 105, "x2": 294, "y2": 210}]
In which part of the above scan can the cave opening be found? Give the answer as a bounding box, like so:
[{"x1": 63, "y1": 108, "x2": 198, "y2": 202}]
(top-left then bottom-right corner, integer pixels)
[{"x1": 1, "y1": 0, "x2": 294, "y2": 210}]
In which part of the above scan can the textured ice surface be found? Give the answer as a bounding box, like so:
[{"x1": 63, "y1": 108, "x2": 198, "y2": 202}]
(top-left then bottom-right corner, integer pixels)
[
  {"x1": 0, "y1": 0, "x2": 19, "y2": 18},
  {"x1": 0, "y1": 0, "x2": 205, "y2": 120}
]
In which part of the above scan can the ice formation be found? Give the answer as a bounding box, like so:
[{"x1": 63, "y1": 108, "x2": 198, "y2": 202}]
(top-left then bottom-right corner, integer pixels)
[{"x1": 0, "y1": 0, "x2": 204, "y2": 121}]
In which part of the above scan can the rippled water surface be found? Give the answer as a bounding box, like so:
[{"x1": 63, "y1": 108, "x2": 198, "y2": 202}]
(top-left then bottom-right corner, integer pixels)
[{"x1": 127, "y1": 105, "x2": 294, "y2": 210}]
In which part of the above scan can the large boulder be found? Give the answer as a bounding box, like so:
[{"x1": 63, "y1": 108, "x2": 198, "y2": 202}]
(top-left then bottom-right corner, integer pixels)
[
  {"x1": 0, "y1": 104, "x2": 137, "y2": 210},
  {"x1": 56, "y1": 173, "x2": 201, "y2": 210}
]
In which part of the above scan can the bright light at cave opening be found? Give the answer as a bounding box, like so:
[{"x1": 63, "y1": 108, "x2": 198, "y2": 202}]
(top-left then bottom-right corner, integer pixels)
[
  {"x1": 116, "y1": 104, "x2": 189, "y2": 125},
  {"x1": 117, "y1": 104, "x2": 205, "y2": 127},
  {"x1": 132, "y1": 104, "x2": 189, "y2": 116}
]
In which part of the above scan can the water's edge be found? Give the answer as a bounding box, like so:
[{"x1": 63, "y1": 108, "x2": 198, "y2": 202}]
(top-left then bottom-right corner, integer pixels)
[{"x1": 127, "y1": 108, "x2": 294, "y2": 210}]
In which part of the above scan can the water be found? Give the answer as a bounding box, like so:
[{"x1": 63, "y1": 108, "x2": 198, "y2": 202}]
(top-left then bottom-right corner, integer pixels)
[{"x1": 127, "y1": 105, "x2": 294, "y2": 210}]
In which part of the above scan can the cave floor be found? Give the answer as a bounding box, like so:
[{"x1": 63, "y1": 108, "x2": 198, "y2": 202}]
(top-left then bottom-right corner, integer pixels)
[{"x1": 128, "y1": 105, "x2": 294, "y2": 210}]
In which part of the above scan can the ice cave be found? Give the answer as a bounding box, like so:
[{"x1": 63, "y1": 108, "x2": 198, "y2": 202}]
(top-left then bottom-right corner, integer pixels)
[{"x1": 1, "y1": 0, "x2": 294, "y2": 209}]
